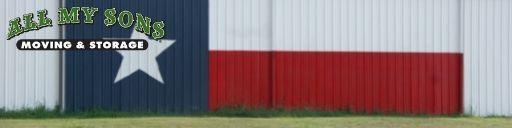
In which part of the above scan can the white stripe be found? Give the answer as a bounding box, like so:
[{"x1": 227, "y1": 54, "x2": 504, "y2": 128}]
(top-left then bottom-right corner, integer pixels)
[
  {"x1": 209, "y1": 0, "x2": 273, "y2": 51},
  {"x1": 210, "y1": 0, "x2": 461, "y2": 53}
]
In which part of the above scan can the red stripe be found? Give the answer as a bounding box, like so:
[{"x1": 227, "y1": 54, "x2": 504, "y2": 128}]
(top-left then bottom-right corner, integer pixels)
[{"x1": 209, "y1": 51, "x2": 462, "y2": 115}]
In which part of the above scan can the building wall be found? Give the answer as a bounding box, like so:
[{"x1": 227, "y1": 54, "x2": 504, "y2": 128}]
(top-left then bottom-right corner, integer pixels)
[
  {"x1": 0, "y1": 0, "x2": 61, "y2": 110},
  {"x1": 210, "y1": 0, "x2": 462, "y2": 114},
  {"x1": 463, "y1": 0, "x2": 512, "y2": 116},
  {"x1": 1, "y1": 0, "x2": 512, "y2": 116}
]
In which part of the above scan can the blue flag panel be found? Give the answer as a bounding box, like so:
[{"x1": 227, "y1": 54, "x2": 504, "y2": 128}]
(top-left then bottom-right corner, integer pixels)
[{"x1": 65, "y1": 0, "x2": 208, "y2": 113}]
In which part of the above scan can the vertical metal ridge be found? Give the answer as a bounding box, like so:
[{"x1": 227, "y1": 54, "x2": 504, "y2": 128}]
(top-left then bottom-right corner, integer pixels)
[
  {"x1": 463, "y1": 0, "x2": 512, "y2": 116},
  {"x1": 59, "y1": 0, "x2": 66, "y2": 112},
  {"x1": 0, "y1": 0, "x2": 5, "y2": 109},
  {"x1": 1, "y1": 0, "x2": 60, "y2": 110}
]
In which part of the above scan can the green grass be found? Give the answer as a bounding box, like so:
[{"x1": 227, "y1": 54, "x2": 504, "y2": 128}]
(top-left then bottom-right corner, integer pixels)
[
  {"x1": 1, "y1": 107, "x2": 510, "y2": 128},
  {"x1": 0, "y1": 117, "x2": 511, "y2": 128},
  {"x1": 0, "y1": 106, "x2": 464, "y2": 119},
  {"x1": 0, "y1": 106, "x2": 180, "y2": 119},
  {"x1": 0, "y1": 106, "x2": 62, "y2": 119}
]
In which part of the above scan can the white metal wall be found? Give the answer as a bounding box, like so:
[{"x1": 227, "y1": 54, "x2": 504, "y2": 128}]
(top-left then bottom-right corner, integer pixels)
[
  {"x1": 0, "y1": 0, "x2": 60, "y2": 110},
  {"x1": 0, "y1": 0, "x2": 510, "y2": 116},
  {"x1": 209, "y1": 0, "x2": 272, "y2": 51},
  {"x1": 273, "y1": 0, "x2": 461, "y2": 53},
  {"x1": 463, "y1": 0, "x2": 512, "y2": 116},
  {"x1": 211, "y1": 0, "x2": 461, "y2": 53}
]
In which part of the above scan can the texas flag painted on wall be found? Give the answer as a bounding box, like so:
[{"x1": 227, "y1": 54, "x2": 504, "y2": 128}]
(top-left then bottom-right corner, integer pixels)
[{"x1": 65, "y1": 0, "x2": 462, "y2": 115}]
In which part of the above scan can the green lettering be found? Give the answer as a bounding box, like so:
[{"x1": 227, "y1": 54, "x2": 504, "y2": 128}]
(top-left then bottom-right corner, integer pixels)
[
  {"x1": 118, "y1": 11, "x2": 133, "y2": 28},
  {"x1": 7, "y1": 18, "x2": 24, "y2": 40},
  {"x1": 37, "y1": 9, "x2": 52, "y2": 28},
  {"x1": 81, "y1": 7, "x2": 98, "y2": 24},
  {"x1": 58, "y1": 7, "x2": 80, "y2": 24},
  {"x1": 104, "y1": 8, "x2": 117, "y2": 26},
  {"x1": 135, "y1": 13, "x2": 151, "y2": 35},
  {"x1": 23, "y1": 13, "x2": 38, "y2": 31},
  {"x1": 152, "y1": 21, "x2": 165, "y2": 39}
]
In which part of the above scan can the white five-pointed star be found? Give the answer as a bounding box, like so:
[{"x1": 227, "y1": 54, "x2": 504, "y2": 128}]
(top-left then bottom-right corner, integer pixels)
[{"x1": 113, "y1": 31, "x2": 175, "y2": 84}]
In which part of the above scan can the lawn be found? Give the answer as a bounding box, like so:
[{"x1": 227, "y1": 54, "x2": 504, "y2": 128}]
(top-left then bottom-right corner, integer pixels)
[{"x1": 0, "y1": 117, "x2": 511, "y2": 128}]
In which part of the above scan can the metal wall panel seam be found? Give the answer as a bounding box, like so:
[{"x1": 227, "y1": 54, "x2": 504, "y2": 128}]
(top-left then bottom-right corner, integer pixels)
[
  {"x1": 60, "y1": 0, "x2": 66, "y2": 113},
  {"x1": 509, "y1": 0, "x2": 512, "y2": 115}
]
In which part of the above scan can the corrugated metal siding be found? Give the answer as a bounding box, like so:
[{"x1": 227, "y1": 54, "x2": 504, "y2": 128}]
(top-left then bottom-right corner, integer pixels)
[
  {"x1": 0, "y1": 0, "x2": 60, "y2": 110},
  {"x1": 210, "y1": 0, "x2": 463, "y2": 114},
  {"x1": 463, "y1": 0, "x2": 512, "y2": 116},
  {"x1": 209, "y1": 0, "x2": 273, "y2": 109},
  {"x1": 209, "y1": 0, "x2": 272, "y2": 51},
  {"x1": 64, "y1": 0, "x2": 208, "y2": 113},
  {"x1": 271, "y1": 0, "x2": 462, "y2": 114},
  {"x1": 273, "y1": 0, "x2": 461, "y2": 53}
]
